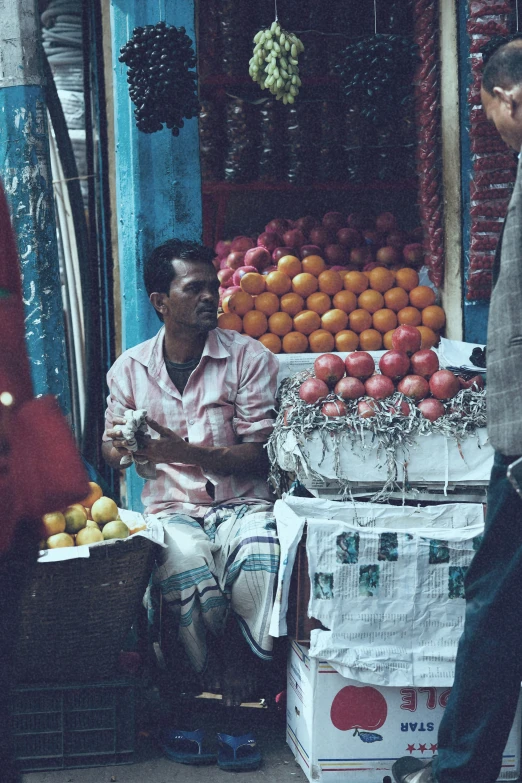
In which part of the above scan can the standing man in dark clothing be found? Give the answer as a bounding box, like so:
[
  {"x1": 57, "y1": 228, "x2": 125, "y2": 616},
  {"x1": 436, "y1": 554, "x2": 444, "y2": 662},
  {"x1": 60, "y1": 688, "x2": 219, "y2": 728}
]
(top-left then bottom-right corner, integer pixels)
[{"x1": 393, "y1": 36, "x2": 522, "y2": 783}]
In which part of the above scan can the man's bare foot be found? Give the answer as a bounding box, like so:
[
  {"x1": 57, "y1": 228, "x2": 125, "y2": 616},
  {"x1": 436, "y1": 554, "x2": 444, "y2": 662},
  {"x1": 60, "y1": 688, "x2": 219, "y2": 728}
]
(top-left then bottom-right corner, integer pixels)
[{"x1": 221, "y1": 622, "x2": 259, "y2": 707}]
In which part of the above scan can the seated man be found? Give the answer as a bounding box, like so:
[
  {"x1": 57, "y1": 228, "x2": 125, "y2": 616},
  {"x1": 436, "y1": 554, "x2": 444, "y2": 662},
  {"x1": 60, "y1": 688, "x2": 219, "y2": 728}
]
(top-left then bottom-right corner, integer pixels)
[{"x1": 102, "y1": 239, "x2": 280, "y2": 765}]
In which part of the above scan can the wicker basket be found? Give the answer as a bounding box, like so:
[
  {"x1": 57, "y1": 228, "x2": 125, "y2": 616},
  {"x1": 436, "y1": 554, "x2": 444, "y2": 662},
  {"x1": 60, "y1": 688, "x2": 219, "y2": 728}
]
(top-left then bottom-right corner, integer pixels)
[{"x1": 15, "y1": 536, "x2": 157, "y2": 684}]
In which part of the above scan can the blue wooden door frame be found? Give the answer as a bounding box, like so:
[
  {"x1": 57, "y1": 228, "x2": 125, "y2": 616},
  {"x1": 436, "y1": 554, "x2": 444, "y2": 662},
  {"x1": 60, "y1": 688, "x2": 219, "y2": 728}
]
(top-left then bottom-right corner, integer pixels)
[{"x1": 110, "y1": 0, "x2": 202, "y2": 510}]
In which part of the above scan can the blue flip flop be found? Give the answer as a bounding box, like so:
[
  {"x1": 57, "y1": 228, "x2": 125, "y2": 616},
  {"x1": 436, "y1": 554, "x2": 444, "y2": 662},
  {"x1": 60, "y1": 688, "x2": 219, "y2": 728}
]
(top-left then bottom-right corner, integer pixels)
[
  {"x1": 160, "y1": 728, "x2": 217, "y2": 765},
  {"x1": 217, "y1": 732, "x2": 261, "y2": 771}
]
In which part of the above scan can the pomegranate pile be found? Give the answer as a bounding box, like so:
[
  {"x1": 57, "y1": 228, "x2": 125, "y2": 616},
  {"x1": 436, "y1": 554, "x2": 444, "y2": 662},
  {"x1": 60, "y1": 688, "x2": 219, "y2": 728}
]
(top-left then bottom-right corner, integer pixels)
[{"x1": 267, "y1": 325, "x2": 486, "y2": 498}]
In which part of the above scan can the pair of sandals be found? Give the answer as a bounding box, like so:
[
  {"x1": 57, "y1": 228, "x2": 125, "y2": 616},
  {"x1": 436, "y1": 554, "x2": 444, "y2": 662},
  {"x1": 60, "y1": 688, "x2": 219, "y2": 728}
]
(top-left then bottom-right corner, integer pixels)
[{"x1": 160, "y1": 727, "x2": 261, "y2": 771}]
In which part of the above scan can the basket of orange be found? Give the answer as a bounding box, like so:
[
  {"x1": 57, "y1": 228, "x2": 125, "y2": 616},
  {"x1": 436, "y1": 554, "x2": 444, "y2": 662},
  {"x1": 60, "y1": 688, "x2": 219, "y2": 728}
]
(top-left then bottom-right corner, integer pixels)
[
  {"x1": 219, "y1": 256, "x2": 445, "y2": 354},
  {"x1": 14, "y1": 483, "x2": 157, "y2": 684}
]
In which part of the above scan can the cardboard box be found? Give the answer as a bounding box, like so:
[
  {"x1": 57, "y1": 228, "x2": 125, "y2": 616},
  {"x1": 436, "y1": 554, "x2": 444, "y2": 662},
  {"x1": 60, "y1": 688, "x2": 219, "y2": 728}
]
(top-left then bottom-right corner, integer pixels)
[{"x1": 287, "y1": 641, "x2": 521, "y2": 783}]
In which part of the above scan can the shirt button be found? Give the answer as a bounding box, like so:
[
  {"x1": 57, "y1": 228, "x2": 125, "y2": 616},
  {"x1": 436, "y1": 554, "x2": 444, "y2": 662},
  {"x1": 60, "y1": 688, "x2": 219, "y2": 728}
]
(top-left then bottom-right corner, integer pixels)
[{"x1": 188, "y1": 419, "x2": 195, "y2": 425}]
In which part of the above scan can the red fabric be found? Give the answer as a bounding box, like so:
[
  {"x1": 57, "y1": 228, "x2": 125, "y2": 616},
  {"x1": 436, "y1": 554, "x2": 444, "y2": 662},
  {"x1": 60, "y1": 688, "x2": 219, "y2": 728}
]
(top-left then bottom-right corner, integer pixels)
[{"x1": 0, "y1": 182, "x2": 89, "y2": 551}]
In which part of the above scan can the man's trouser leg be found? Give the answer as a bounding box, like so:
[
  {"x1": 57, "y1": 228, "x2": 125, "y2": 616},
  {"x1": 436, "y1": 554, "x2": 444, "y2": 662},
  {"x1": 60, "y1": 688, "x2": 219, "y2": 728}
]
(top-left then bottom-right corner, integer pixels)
[
  {"x1": 151, "y1": 514, "x2": 228, "y2": 674},
  {"x1": 211, "y1": 506, "x2": 280, "y2": 661},
  {"x1": 433, "y1": 452, "x2": 522, "y2": 783}
]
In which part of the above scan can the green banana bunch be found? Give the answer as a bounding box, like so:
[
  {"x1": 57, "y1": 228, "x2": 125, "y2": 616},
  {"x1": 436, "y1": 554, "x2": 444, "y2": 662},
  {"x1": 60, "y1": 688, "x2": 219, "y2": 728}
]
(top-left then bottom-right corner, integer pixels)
[{"x1": 249, "y1": 20, "x2": 304, "y2": 104}]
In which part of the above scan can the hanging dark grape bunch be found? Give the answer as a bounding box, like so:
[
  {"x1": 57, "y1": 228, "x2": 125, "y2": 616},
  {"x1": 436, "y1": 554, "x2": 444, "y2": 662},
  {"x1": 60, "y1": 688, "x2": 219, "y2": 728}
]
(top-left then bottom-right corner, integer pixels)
[
  {"x1": 336, "y1": 35, "x2": 418, "y2": 125},
  {"x1": 118, "y1": 21, "x2": 200, "y2": 136}
]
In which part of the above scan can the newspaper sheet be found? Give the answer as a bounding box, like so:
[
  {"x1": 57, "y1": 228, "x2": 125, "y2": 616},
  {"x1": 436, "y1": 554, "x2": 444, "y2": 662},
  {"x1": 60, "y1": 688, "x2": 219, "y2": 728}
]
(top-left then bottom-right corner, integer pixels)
[
  {"x1": 270, "y1": 497, "x2": 484, "y2": 641},
  {"x1": 306, "y1": 515, "x2": 484, "y2": 686}
]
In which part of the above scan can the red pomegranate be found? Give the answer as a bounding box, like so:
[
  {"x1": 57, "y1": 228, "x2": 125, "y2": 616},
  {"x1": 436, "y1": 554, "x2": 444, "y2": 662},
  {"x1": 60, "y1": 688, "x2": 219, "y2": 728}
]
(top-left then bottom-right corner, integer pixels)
[
  {"x1": 299, "y1": 378, "x2": 329, "y2": 404},
  {"x1": 257, "y1": 232, "x2": 283, "y2": 254},
  {"x1": 272, "y1": 246, "x2": 296, "y2": 263},
  {"x1": 226, "y1": 251, "x2": 246, "y2": 270},
  {"x1": 350, "y1": 246, "x2": 373, "y2": 268},
  {"x1": 345, "y1": 352, "x2": 375, "y2": 380},
  {"x1": 314, "y1": 354, "x2": 346, "y2": 387},
  {"x1": 429, "y1": 370, "x2": 460, "y2": 400},
  {"x1": 322, "y1": 400, "x2": 348, "y2": 417},
  {"x1": 378, "y1": 350, "x2": 410, "y2": 381},
  {"x1": 358, "y1": 400, "x2": 377, "y2": 418},
  {"x1": 376, "y1": 246, "x2": 400, "y2": 266},
  {"x1": 265, "y1": 218, "x2": 291, "y2": 235},
  {"x1": 410, "y1": 349, "x2": 439, "y2": 379},
  {"x1": 215, "y1": 239, "x2": 232, "y2": 259},
  {"x1": 310, "y1": 226, "x2": 332, "y2": 248},
  {"x1": 337, "y1": 228, "x2": 363, "y2": 249},
  {"x1": 323, "y1": 211, "x2": 346, "y2": 232},
  {"x1": 391, "y1": 324, "x2": 422, "y2": 355},
  {"x1": 245, "y1": 246, "x2": 272, "y2": 270},
  {"x1": 300, "y1": 244, "x2": 323, "y2": 259},
  {"x1": 365, "y1": 375, "x2": 395, "y2": 400},
  {"x1": 397, "y1": 374, "x2": 430, "y2": 400},
  {"x1": 283, "y1": 229, "x2": 306, "y2": 249},
  {"x1": 458, "y1": 374, "x2": 484, "y2": 391},
  {"x1": 417, "y1": 398, "x2": 446, "y2": 421},
  {"x1": 217, "y1": 268, "x2": 234, "y2": 286},
  {"x1": 334, "y1": 376, "x2": 365, "y2": 400},
  {"x1": 231, "y1": 236, "x2": 255, "y2": 253},
  {"x1": 294, "y1": 215, "x2": 318, "y2": 235},
  {"x1": 403, "y1": 243, "x2": 424, "y2": 267},
  {"x1": 324, "y1": 244, "x2": 348, "y2": 266}
]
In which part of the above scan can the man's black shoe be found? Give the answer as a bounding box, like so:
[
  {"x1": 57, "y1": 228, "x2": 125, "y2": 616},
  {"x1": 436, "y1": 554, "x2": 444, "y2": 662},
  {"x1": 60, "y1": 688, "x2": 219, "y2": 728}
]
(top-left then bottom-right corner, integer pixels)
[{"x1": 392, "y1": 757, "x2": 434, "y2": 783}]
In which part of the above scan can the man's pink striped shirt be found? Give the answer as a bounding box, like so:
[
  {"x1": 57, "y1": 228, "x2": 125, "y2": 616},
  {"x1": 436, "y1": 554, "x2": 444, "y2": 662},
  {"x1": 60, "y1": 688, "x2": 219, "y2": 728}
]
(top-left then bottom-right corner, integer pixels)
[{"x1": 104, "y1": 326, "x2": 278, "y2": 516}]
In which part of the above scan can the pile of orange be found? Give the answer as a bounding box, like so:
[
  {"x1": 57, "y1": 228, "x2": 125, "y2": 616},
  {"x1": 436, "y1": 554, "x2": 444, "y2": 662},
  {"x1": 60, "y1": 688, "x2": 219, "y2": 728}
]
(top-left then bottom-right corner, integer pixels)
[{"x1": 218, "y1": 255, "x2": 446, "y2": 354}]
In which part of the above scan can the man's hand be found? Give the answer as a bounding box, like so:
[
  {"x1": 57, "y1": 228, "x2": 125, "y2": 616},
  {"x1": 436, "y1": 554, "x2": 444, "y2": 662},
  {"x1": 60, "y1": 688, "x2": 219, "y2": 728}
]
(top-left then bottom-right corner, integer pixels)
[
  {"x1": 105, "y1": 415, "x2": 133, "y2": 461},
  {"x1": 133, "y1": 417, "x2": 190, "y2": 465}
]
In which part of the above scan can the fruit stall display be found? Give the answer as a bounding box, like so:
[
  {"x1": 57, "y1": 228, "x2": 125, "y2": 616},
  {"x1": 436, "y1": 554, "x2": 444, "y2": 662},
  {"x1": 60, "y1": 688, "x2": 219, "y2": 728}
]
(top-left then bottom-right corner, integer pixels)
[
  {"x1": 216, "y1": 210, "x2": 446, "y2": 353},
  {"x1": 40, "y1": 481, "x2": 146, "y2": 550},
  {"x1": 267, "y1": 327, "x2": 486, "y2": 498}
]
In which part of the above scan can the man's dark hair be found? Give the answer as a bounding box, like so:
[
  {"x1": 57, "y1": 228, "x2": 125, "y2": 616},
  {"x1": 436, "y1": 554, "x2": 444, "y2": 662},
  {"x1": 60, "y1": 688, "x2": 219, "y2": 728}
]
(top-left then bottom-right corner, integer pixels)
[
  {"x1": 143, "y1": 238, "x2": 215, "y2": 297},
  {"x1": 482, "y1": 34, "x2": 522, "y2": 94}
]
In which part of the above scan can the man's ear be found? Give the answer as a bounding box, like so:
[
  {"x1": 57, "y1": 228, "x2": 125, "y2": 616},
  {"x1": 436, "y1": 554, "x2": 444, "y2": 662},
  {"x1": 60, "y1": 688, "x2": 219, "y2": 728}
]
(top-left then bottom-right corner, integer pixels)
[
  {"x1": 149, "y1": 292, "x2": 166, "y2": 315},
  {"x1": 493, "y1": 86, "x2": 517, "y2": 115}
]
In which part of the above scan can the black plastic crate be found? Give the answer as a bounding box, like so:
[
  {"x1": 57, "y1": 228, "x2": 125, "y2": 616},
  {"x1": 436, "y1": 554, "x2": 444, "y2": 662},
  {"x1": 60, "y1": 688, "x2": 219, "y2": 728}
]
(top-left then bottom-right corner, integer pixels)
[{"x1": 10, "y1": 680, "x2": 135, "y2": 771}]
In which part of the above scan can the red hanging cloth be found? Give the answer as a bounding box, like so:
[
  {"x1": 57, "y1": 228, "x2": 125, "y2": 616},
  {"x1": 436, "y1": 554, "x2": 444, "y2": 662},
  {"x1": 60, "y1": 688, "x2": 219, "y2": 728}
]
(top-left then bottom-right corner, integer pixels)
[{"x1": 0, "y1": 181, "x2": 89, "y2": 551}]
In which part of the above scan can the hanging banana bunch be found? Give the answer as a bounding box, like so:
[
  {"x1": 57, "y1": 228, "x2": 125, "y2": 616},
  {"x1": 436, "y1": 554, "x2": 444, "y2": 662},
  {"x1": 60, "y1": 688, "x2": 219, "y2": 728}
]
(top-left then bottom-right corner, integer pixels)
[{"x1": 249, "y1": 20, "x2": 304, "y2": 104}]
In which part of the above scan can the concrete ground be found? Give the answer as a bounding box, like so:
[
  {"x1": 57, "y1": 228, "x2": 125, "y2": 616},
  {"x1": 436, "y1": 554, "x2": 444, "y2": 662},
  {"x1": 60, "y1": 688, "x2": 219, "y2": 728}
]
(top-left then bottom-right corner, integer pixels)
[{"x1": 21, "y1": 689, "x2": 303, "y2": 783}]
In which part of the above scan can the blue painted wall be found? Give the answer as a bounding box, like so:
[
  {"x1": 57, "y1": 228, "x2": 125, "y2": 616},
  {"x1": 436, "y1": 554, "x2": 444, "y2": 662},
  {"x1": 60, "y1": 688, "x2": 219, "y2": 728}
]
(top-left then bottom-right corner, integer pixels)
[
  {"x1": 110, "y1": 0, "x2": 202, "y2": 510},
  {"x1": 458, "y1": 0, "x2": 490, "y2": 345},
  {"x1": 0, "y1": 85, "x2": 71, "y2": 413}
]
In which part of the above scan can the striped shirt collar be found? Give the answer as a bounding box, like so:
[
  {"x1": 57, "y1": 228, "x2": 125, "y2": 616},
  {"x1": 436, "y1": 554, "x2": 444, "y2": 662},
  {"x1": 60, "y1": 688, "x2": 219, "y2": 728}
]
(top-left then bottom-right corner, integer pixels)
[{"x1": 126, "y1": 326, "x2": 229, "y2": 375}]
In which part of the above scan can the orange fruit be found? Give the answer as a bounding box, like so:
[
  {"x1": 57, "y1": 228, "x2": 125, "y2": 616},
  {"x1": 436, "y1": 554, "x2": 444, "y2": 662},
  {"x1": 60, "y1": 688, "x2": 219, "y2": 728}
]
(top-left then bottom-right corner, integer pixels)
[
  {"x1": 292, "y1": 273, "x2": 319, "y2": 298},
  {"x1": 254, "y1": 291, "x2": 280, "y2": 316},
  {"x1": 383, "y1": 329, "x2": 396, "y2": 349},
  {"x1": 332, "y1": 289, "x2": 357, "y2": 314},
  {"x1": 372, "y1": 308, "x2": 398, "y2": 334},
  {"x1": 397, "y1": 306, "x2": 422, "y2": 326},
  {"x1": 282, "y1": 331, "x2": 309, "y2": 353},
  {"x1": 409, "y1": 285, "x2": 436, "y2": 309},
  {"x1": 293, "y1": 310, "x2": 321, "y2": 335},
  {"x1": 422, "y1": 305, "x2": 445, "y2": 330},
  {"x1": 348, "y1": 308, "x2": 373, "y2": 334},
  {"x1": 265, "y1": 270, "x2": 292, "y2": 296},
  {"x1": 344, "y1": 271, "x2": 369, "y2": 294},
  {"x1": 321, "y1": 308, "x2": 349, "y2": 334},
  {"x1": 243, "y1": 310, "x2": 268, "y2": 338},
  {"x1": 368, "y1": 266, "x2": 395, "y2": 293},
  {"x1": 218, "y1": 312, "x2": 243, "y2": 332},
  {"x1": 308, "y1": 329, "x2": 336, "y2": 353},
  {"x1": 395, "y1": 267, "x2": 419, "y2": 292},
  {"x1": 359, "y1": 328, "x2": 383, "y2": 351},
  {"x1": 240, "y1": 272, "x2": 266, "y2": 296},
  {"x1": 335, "y1": 330, "x2": 359, "y2": 352},
  {"x1": 268, "y1": 311, "x2": 293, "y2": 337},
  {"x1": 306, "y1": 292, "x2": 332, "y2": 315},
  {"x1": 277, "y1": 255, "x2": 302, "y2": 278},
  {"x1": 280, "y1": 292, "x2": 305, "y2": 317},
  {"x1": 417, "y1": 325, "x2": 439, "y2": 349},
  {"x1": 227, "y1": 290, "x2": 254, "y2": 316},
  {"x1": 259, "y1": 333, "x2": 282, "y2": 353},
  {"x1": 318, "y1": 270, "x2": 343, "y2": 296},
  {"x1": 357, "y1": 289, "x2": 384, "y2": 314},
  {"x1": 78, "y1": 481, "x2": 103, "y2": 509},
  {"x1": 384, "y1": 287, "x2": 409, "y2": 312},
  {"x1": 301, "y1": 255, "x2": 326, "y2": 276}
]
